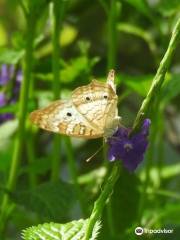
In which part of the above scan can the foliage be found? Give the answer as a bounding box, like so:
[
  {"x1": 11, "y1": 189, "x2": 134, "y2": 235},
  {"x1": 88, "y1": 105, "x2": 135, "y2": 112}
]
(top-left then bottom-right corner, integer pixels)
[
  {"x1": 0, "y1": 0, "x2": 180, "y2": 239},
  {"x1": 22, "y1": 219, "x2": 101, "y2": 240},
  {"x1": 11, "y1": 180, "x2": 77, "y2": 221}
]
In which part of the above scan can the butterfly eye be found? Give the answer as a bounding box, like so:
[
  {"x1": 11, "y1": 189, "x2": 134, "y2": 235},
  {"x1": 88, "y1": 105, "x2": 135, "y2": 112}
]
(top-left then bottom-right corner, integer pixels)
[
  {"x1": 103, "y1": 95, "x2": 108, "y2": 99},
  {"x1": 86, "y1": 96, "x2": 91, "y2": 101},
  {"x1": 66, "y1": 112, "x2": 72, "y2": 117}
]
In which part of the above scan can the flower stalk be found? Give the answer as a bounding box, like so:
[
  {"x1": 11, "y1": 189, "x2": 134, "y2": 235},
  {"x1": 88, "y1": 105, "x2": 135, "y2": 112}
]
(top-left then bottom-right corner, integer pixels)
[
  {"x1": 85, "y1": 16, "x2": 180, "y2": 239},
  {"x1": 131, "y1": 17, "x2": 180, "y2": 136},
  {"x1": 84, "y1": 162, "x2": 120, "y2": 240}
]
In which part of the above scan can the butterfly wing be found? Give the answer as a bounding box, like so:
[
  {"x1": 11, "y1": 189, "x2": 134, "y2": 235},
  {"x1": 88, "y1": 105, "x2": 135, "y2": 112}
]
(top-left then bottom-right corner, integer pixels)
[
  {"x1": 30, "y1": 70, "x2": 119, "y2": 139},
  {"x1": 72, "y1": 80, "x2": 118, "y2": 132},
  {"x1": 30, "y1": 100, "x2": 104, "y2": 139}
]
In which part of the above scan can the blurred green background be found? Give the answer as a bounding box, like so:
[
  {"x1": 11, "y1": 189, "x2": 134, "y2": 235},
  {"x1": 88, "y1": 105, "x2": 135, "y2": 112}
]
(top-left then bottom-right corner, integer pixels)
[{"x1": 0, "y1": 0, "x2": 180, "y2": 239}]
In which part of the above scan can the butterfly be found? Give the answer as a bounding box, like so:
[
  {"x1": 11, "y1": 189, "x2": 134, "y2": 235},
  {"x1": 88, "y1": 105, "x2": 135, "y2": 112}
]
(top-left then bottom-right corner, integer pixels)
[{"x1": 30, "y1": 70, "x2": 121, "y2": 139}]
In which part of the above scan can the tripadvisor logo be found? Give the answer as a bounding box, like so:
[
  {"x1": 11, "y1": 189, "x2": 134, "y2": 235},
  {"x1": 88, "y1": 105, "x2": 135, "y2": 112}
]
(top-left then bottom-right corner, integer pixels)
[
  {"x1": 135, "y1": 226, "x2": 173, "y2": 235},
  {"x1": 135, "y1": 227, "x2": 144, "y2": 235}
]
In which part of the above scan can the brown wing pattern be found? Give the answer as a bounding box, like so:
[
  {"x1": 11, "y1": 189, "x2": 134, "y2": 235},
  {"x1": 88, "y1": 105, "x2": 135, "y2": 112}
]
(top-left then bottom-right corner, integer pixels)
[
  {"x1": 72, "y1": 80, "x2": 118, "y2": 130},
  {"x1": 30, "y1": 100, "x2": 104, "y2": 139},
  {"x1": 30, "y1": 70, "x2": 119, "y2": 139}
]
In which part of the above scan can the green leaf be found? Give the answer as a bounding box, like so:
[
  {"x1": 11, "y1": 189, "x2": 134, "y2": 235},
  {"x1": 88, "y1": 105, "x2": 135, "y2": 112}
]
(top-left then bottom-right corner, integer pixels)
[
  {"x1": 140, "y1": 163, "x2": 180, "y2": 185},
  {"x1": 61, "y1": 56, "x2": 90, "y2": 82},
  {"x1": 22, "y1": 219, "x2": 101, "y2": 240},
  {"x1": 35, "y1": 56, "x2": 100, "y2": 83},
  {"x1": 60, "y1": 24, "x2": 78, "y2": 47},
  {"x1": 0, "y1": 48, "x2": 24, "y2": 64},
  {"x1": 124, "y1": 0, "x2": 152, "y2": 19},
  {"x1": 0, "y1": 23, "x2": 7, "y2": 46},
  {"x1": 145, "y1": 203, "x2": 180, "y2": 227},
  {"x1": 12, "y1": 180, "x2": 76, "y2": 221},
  {"x1": 156, "y1": 0, "x2": 180, "y2": 17},
  {"x1": 0, "y1": 119, "x2": 18, "y2": 150},
  {"x1": 0, "y1": 103, "x2": 18, "y2": 114},
  {"x1": 160, "y1": 74, "x2": 180, "y2": 105},
  {"x1": 0, "y1": 120, "x2": 17, "y2": 170},
  {"x1": 161, "y1": 203, "x2": 180, "y2": 225},
  {"x1": 120, "y1": 74, "x2": 153, "y2": 96},
  {"x1": 101, "y1": 170, "x2": 140, "y2": 238},
  {"x1": 161, "y1": 163, "x2": 180, "y2": 179},
  {"x1": 26, "y1": 0, "x2": 49, "y2": 18},
  {"x1": 0, "y1": 142, "x2": 14, "y2": 171},
  {"x1": 111, "y1": 170, "x2": 140, "y2": 233},
  {"x1": 20, "y1": 157, "x2": 51, "y2": 175},
  {"x1": 60, "y1": 56, "x2": 99, "y2": 83},
  {"x1": 117, "y1": 23, "x2": 157, "y2": 53}
]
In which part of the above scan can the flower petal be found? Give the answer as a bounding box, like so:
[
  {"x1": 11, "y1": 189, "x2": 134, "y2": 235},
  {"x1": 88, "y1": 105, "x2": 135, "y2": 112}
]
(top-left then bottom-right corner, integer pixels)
[{"x1": 107, "y1": 119, "x2": 151, "y2": 172}]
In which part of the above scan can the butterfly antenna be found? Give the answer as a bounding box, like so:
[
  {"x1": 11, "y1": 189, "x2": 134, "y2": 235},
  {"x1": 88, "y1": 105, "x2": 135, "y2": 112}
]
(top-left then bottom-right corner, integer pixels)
[
  {"x1": 86, "y1": 144, "x2": 104, "y2": 162},
  {"x1": 107, "y1": 69, "x2": 116, "y2": 92}
]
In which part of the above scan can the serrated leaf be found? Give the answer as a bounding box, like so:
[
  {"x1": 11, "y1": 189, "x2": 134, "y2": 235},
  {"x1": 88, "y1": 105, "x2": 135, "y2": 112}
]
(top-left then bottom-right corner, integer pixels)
[
  {"x1": 0, "y1": 48, "x2": 24, "y2": 64},
  {"x1": 12, "y1": 180, "x2": 76, "y2": 221},
  {"x1": 22, "y1": 219, "x2": 101, "y2": 240}
]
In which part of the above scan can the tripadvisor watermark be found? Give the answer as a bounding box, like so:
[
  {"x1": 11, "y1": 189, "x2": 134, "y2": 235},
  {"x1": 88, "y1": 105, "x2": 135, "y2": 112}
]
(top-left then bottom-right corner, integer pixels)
[{"x1": 135, "y1": 226, "x2": 173, "y2": 236}]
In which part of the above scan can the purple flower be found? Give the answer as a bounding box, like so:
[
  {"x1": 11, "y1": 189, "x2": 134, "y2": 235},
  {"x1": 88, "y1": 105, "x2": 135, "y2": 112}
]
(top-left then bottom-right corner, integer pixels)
[
  {"x1": 16, "y1": 70, "x2": 23, "y2": 83},
  {"x1": 12, "y1": 70, "x2": 22, "y2": 102},
  {"x1": 107, "y1": 119, "x2": 151, "y2": 172},
  {"x1": 0, "y1": 113, "x2": 14, "y2": 124},
  {"x1": 0, "y1": 64, "x2": 22, "y2": 124},
  {"x1": 0, "y1": 92, "x2": 6, "y2": 107},
  {"x1": 0, "y1": 64, "x2": 14, "y2": 85},
  {"x1": 0, "y1": 92, "x2": 14, "y2": 123}
]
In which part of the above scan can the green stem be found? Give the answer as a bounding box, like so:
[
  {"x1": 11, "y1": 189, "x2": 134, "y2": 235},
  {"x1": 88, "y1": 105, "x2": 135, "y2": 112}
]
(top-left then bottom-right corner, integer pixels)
[
  {"x1": 26, "y1": 128, "x2": 37, "y2": 188},
  {"x1": 64, "y1": 137, "x2": 87, "y2": 216},
  {"x1": 50, "y1": 0, "x2": 66, "y2": 181},
  {"x1": 84, "y1": 162, "x2": 120, "y2": 240},
  {"x1": 98, "y1": 0, "x2": 108, "y2": 15},
  {"x1": 103, "y1": 147, "x2": 116, "y2": 237},
  {"x1": 0, "y1": 16, "x2": 36, "y2": 234},
  {"x1": 84, "y1": 16, "x2": 180, "y2": 239},
  {"x1": 26, "y1": 42, "x2": 37, "y2": 188},
  {"x1": 131, "y1": 17, "x2": 180, "y2": 135},
  {"x1": 135, "y1": 17, "x2": 180, "y2": 225},
  {"x1": 107, "y1": 0, "x2": 120, "y2": 69}
]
